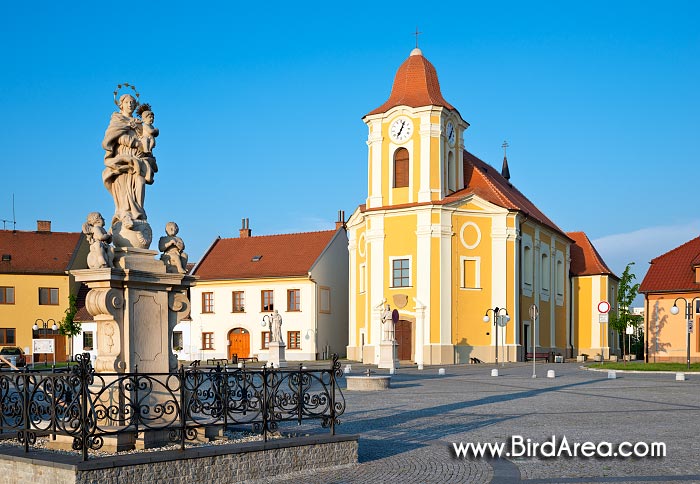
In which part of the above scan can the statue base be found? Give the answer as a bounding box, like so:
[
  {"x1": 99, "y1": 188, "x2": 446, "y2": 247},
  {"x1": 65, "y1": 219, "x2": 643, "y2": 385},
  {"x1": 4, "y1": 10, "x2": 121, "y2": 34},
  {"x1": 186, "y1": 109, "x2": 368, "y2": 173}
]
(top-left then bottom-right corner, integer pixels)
[
  {"x1": 72, "y1": 249, "x2": 195, "y2": 373},
  {"x1": 268, "y1": 341, "x2": 287, "y2": 368},
  {"x1": 378, "y1": 340, "x2": 399, "y2": 370}
]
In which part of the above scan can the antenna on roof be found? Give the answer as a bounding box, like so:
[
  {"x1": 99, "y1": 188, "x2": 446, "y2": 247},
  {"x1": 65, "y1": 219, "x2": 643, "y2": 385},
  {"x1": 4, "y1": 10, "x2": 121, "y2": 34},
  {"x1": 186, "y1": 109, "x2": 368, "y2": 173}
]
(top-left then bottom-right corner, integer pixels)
[
  {"x1": 1, "y1": 194, "x2": 16, "y2": 231},
  {"x1": 501, "y1": 141, "x2": 511, "y2": 181}
]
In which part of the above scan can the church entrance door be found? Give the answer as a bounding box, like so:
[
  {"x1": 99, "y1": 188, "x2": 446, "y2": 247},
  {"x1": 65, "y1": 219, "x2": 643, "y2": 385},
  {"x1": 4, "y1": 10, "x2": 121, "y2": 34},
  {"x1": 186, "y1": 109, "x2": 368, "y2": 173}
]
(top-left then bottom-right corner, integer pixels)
[{"x1": 395, "y1": 320, "x2": 412, "y2": 361}]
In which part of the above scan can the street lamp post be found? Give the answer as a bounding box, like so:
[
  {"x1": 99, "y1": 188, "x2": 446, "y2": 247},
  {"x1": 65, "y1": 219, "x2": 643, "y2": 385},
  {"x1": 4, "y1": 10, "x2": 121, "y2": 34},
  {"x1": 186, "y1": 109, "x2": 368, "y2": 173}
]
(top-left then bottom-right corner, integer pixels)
[
  {"x1": 670, "y1": 297, "x2": 699, "y2": 370},
  {"x1": 529, "y1": 304, "x2": 538, "y2": 378},
  {"x1": 32, "y1": 318, "x2": 57, "y2": 366},
  {"x1": 483, "y1": 307, "x2": 510, "y2": 366}
]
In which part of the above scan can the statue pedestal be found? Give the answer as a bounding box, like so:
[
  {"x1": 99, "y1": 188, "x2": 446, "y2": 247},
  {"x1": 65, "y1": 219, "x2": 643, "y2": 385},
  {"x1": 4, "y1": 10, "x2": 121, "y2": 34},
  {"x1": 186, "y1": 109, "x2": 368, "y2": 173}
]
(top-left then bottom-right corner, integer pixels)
[
  {"x1": 72, "y1": 247, "x2": 195, "y2": 373},
  {"x1": 268, "y1": 341, "x2": 287, "y2": 368},
  {"x1": 378, "y1": 340, "x2": 399, "y2": 369}
]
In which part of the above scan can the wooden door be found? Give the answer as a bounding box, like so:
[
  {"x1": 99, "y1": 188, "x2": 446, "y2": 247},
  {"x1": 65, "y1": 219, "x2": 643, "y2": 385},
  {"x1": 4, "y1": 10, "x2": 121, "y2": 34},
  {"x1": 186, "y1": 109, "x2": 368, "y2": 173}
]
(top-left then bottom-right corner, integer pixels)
[
  {"x1": 228, "y1": 328, "x2": 250, "y2": 360},
  {"x1": 395, "y1": 320, "x2": 412, "y2": 361}
]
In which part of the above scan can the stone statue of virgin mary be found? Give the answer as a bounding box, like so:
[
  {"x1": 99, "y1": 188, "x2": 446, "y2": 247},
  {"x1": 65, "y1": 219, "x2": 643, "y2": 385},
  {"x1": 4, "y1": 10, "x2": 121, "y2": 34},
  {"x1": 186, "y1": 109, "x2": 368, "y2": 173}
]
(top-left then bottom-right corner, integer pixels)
[{"x1": 102, "y1": 84, "x2": 158, "y2": 248}]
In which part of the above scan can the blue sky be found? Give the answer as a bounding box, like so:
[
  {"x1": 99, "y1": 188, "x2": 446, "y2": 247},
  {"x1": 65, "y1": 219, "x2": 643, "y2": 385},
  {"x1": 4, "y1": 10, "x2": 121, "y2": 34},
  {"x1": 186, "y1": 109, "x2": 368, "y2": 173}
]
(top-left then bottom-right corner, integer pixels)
[{"x1": 1, "y1": 1, "x2": 698, "y2": 299}]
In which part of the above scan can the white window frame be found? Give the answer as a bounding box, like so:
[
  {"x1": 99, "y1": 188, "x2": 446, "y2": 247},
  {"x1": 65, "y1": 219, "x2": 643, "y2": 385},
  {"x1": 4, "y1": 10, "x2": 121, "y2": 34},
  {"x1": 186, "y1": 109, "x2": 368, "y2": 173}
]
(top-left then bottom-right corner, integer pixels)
[
  {"x1": 521, "y1": 234, "x2": 533, "y2": 297},
  {"x1": 389, "y1": 256, "x2": 412, "y2": 288},
  {"x1": 359, "y1": 263, "x2": 366, "y2": 294},
  {"x1": 540, "y1": 244, "x2": 551, "y2": 302},
  {"x1": 555, "y1": 250, "x2": 565, "y2": 306},
  {"x1": 460, "y1": 256, "x2": 481, "y2": 290}
]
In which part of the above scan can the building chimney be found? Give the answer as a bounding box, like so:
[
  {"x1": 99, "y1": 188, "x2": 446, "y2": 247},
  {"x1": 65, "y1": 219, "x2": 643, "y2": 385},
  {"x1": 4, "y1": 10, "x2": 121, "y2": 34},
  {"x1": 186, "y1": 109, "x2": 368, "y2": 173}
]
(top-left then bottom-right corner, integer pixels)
[
  {"x1": 239, "y1": 218, "x2": 251, "y2": 238},
  {"x1": 335, "y1": 210, "x2": 346, "y2": 230},
  {"x1": 37, "y1": 220, "x2": 51, "y2": 232}
]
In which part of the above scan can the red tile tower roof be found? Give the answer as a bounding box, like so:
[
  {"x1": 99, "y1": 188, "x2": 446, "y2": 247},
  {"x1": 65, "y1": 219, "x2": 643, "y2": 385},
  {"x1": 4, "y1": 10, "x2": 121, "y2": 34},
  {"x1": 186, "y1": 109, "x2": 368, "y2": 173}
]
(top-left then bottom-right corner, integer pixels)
[
  {"x1": 567, "y1": 231, "x2": 616, "y2": 277},
  {"x1": 366, "y1": 48, "x2": 456, "y2": 116},
  {"x1": 639, "y1": 236, "x2": 700, "y2": 294},
  {"x1": 193, "y1": 230, "x2": 339, "y2": 280},
  {"x1": 0, "y1": 229, "x2": 84, "y2": 274}
]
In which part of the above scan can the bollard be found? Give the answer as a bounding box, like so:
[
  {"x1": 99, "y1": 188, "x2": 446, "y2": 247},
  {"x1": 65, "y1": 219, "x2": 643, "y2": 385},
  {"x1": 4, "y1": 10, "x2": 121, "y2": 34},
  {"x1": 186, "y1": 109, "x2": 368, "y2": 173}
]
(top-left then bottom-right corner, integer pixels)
[
  {"x1": 438, "y1": 368, "x2": 445, "y2": 376},
  {"x1": 491, "y1": 369, "x2": 499, "y2": 377},
  {"x1": 676, "y1": 372, "x2": 686, "y2": 381},
  {"x1": 344, "y1": 364, "x2": 352, "y2": 374},
  {"x1": 237, "y1": 362, "x2": 243, "y2": 369},
  {"x1": 607, "y1": 371, "x2": 617, "y2": 379},
  {"x1": 418, "y1": 364, "x2": 424, "y2": 370},
  {"x1": 547, "y1": 369, "x2": 555, "y2": 378},
  {"x1": 389, "y1": 367, "x2": 396, "y2": 375}
]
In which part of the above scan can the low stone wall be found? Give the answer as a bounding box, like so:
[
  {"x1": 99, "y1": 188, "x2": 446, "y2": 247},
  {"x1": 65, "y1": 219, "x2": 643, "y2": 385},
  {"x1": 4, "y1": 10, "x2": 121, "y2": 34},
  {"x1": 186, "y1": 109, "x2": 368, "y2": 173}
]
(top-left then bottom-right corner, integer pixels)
[{"x1": 0, "y1": 434, "x2": 358, "y2": 484}]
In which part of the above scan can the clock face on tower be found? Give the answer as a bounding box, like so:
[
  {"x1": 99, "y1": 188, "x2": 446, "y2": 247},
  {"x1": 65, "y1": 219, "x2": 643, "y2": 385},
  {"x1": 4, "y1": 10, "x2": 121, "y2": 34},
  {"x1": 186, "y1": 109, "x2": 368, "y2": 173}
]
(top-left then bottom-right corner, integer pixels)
[
  {"x1": 389, "y1": 117, "x2": 413, "y2": 143},
  {"x1": 446, "y1": 121, "x2": 456, "y2": 147}
]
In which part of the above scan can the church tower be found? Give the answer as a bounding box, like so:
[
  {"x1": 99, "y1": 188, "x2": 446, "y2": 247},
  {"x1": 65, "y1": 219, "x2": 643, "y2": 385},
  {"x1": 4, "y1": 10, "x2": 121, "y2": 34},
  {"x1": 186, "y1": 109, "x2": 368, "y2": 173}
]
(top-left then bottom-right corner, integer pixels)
[{"x1": 362, "y1": 48, "x2": 469, "y2": 208}]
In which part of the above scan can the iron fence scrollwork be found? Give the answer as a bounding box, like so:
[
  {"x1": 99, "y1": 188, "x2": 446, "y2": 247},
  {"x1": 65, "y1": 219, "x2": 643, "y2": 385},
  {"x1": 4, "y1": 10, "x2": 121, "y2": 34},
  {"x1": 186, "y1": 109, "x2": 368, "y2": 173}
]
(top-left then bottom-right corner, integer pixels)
[{"x1": 0, "y1": 352, "x2": 345, "y2": 460}]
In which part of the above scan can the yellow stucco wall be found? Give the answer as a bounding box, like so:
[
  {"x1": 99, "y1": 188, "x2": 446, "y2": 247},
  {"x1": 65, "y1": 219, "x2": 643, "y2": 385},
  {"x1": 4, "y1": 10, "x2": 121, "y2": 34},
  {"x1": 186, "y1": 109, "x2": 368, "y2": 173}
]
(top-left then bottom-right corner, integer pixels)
[
  {"x1": 451, "y1": 212, "x2": 493, "y2": 348},
  {"x1": 0, "y1": 273, "x2": 71, "y2": 354},
  {"x1": 645, "y1": 293, "x2": 700, "y2": 362}
]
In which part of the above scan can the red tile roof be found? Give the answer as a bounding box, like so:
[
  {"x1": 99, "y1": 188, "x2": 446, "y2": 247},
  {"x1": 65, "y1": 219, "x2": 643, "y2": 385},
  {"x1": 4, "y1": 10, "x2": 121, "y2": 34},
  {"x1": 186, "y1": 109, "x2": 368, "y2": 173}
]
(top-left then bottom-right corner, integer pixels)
[
  {"x1": 448, "y1": 151, "x2": 566, "y2": 237},
  {"x1": 639, "y1": 236, "x2": 700, "y2": 294},
  {"x1": 360, "y1": 150, "x2": 568, "y2": 239},
  {"x1": 74, "y1": 283, "x2": 93, "y2": 322},
  {"x1": 567, "y1": 231, "x2": 616, "y2": 277},
  {"x1": 0, "y1": 230, "x2": 84, "y2": 274},
  {"x1": 193, "y1": 230, "x2": 339, "y2": 280},
  {"x1": 366, "y1": 49, "x2": 456, "y2": 116}
]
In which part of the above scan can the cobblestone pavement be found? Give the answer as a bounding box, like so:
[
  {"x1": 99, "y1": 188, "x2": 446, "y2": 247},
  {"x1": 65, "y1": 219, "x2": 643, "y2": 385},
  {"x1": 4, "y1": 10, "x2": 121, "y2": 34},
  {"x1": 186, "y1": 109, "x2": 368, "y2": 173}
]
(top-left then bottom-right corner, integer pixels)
[{"x1": 252, "y1": 362, "x2": 700, "y2": 484}]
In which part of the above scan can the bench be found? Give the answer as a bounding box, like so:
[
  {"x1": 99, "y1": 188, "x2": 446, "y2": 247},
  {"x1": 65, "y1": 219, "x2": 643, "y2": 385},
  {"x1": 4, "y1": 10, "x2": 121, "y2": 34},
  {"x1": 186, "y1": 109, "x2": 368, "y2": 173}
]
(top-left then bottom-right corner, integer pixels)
[
  {"x1": 470, "y1": 357, "x2": 484, "y2": 364},
  {"x1": 525, "y1": 352, "x2": 551, "y2": 362},
  {"x1": 206, "y1": 358, "x2": 229, "y2": 366},
  {"x1": 239, "y1": 356, "x2": 259, "y2": 363}
]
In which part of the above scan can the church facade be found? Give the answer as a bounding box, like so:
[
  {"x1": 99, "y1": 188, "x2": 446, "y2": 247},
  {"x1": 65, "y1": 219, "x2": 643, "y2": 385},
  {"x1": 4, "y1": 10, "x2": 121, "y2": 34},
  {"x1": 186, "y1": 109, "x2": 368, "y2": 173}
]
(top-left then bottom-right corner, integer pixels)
[{"x1": 346, "y1": 48, "x2": 618, "y2": 365}]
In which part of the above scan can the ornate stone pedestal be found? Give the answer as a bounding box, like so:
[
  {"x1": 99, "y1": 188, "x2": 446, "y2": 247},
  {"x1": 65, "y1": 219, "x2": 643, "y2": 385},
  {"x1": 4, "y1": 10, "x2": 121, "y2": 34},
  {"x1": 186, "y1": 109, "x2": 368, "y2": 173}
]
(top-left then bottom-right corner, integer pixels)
[
  {"x1": 72, "y1": 247, "x2": 195, "y2": 373},
  {"x1": 378, "y1": 340, "x2": 399, "y2": 370},
  {"x1": 268, "y1": 341, "x2": 287, "y2": 368}
]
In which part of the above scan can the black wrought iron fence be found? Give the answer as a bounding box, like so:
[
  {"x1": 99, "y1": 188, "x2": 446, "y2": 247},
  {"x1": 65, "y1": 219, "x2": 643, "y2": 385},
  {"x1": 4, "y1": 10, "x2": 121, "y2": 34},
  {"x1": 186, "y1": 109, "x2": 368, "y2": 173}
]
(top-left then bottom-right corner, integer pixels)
[{"x1": 0, "y1": 353, "x2": 345, "y2": 461}]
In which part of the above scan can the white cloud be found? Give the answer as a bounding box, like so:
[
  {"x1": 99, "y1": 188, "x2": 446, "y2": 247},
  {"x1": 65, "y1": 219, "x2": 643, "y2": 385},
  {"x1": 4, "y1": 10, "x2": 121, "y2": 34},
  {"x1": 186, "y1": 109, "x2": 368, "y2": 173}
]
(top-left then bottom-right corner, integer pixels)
[{"x1": 592, "y1": 221, "x2": 699, "y2": 305}]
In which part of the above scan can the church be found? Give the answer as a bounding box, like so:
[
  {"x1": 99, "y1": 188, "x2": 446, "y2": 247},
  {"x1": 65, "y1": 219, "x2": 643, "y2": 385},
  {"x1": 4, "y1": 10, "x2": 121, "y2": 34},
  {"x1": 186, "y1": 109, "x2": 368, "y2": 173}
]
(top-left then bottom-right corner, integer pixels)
[{"x1": 346, "y1": 48, "x2": 618, "y2": 365}]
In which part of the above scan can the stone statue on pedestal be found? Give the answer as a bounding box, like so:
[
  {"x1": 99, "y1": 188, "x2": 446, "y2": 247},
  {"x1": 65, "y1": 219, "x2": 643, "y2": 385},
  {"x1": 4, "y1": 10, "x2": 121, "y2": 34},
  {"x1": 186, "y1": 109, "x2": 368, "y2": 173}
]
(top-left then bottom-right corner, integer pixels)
[
  {"x1": 271, "y1": 309, "x2": 283, "y2": 343},
  {"x1": 381, "y1": 304, "x2": 394, "y2": 341},
  {"x1": 102, "y1": 86, "x2": 158, "y2": 249}
]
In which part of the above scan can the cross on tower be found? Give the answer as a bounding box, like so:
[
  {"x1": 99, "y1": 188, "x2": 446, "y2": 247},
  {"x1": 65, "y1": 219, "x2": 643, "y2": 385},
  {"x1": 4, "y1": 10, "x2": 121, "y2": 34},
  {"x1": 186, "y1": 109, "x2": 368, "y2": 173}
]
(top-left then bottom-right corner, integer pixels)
[
  {"x1": 414, "y1": 27, "x2": 422, "y2": 48},
  {"x1": 502, "y1": 140, "x2": 509, "y2": 157}
]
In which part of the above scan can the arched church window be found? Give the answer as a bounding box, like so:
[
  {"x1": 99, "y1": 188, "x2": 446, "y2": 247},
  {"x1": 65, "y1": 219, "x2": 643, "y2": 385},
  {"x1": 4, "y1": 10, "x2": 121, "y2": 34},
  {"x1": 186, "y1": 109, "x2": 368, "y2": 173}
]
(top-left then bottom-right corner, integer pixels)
[
  {"x1": 394, "y1": 148, "x2": 409, "y2": 188},
  {"x1": 447, "y1": 151, "x2": 456, "y2": 193}
]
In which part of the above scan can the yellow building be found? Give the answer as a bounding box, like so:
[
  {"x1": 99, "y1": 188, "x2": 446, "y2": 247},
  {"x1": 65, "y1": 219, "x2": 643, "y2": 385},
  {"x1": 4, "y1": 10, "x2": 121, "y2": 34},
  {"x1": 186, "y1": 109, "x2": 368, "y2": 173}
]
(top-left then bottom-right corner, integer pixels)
[
  {"x1": 0, "y1": 221, "x2": 88, "y2": 362},
  {"x1": 347, "y1": 48, "x2": 614, "y2": 365},
  {"x1": 568, "y1": 232, "x2": 619, "y2": 360}
]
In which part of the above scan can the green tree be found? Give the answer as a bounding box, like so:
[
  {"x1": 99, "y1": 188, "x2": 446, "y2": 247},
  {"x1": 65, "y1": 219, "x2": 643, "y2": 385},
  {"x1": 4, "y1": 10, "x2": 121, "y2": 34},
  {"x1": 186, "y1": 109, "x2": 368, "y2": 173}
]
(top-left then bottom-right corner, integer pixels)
[
  {"x1": 609, "y1": 263, "x2": 643, "y2": 364},
  {"x1": 58, "y1": 293, "x2": 81, "y2": 361}
]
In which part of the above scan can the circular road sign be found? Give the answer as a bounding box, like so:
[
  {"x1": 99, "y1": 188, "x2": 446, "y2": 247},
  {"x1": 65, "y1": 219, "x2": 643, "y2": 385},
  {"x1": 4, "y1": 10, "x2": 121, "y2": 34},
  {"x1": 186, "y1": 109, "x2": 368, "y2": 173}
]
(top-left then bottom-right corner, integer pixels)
[{"x1": 598, "y1": 301, "x2": 611, "y2": 314}]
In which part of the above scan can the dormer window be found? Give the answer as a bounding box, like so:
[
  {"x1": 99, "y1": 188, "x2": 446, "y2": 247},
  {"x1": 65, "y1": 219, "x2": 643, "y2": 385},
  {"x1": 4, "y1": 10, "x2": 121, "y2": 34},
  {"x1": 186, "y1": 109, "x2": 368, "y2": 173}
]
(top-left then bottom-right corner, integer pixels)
[{"x1": 251, "y1": 255, "x2": 262, "y2": 262}]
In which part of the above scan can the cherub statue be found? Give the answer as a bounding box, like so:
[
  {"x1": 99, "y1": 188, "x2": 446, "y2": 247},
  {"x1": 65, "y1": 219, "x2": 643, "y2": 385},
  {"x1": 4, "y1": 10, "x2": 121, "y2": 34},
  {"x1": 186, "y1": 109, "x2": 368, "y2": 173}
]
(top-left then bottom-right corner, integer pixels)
[
  {"x1": 83, "y1": 212, "x2": 114, "y2": 269},
  {"x1": 159, "y1": 222, "x2": 188, "y2": 273}
]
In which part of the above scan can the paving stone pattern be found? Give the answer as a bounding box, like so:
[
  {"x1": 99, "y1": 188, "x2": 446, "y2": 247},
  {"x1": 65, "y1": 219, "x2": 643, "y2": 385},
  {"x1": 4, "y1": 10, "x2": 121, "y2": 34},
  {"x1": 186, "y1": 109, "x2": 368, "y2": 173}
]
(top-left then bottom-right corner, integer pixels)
[{"x1": 254, "y1": 362, "x2": 700, "y2": 484}]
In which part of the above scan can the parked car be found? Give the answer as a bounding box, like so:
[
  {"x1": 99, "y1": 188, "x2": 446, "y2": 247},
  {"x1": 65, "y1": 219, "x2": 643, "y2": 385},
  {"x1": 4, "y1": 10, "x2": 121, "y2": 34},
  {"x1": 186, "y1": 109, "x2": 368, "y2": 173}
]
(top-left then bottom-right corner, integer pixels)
[{"x1": 0, "y1": 346, "x2": 27, "y2": 368}]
